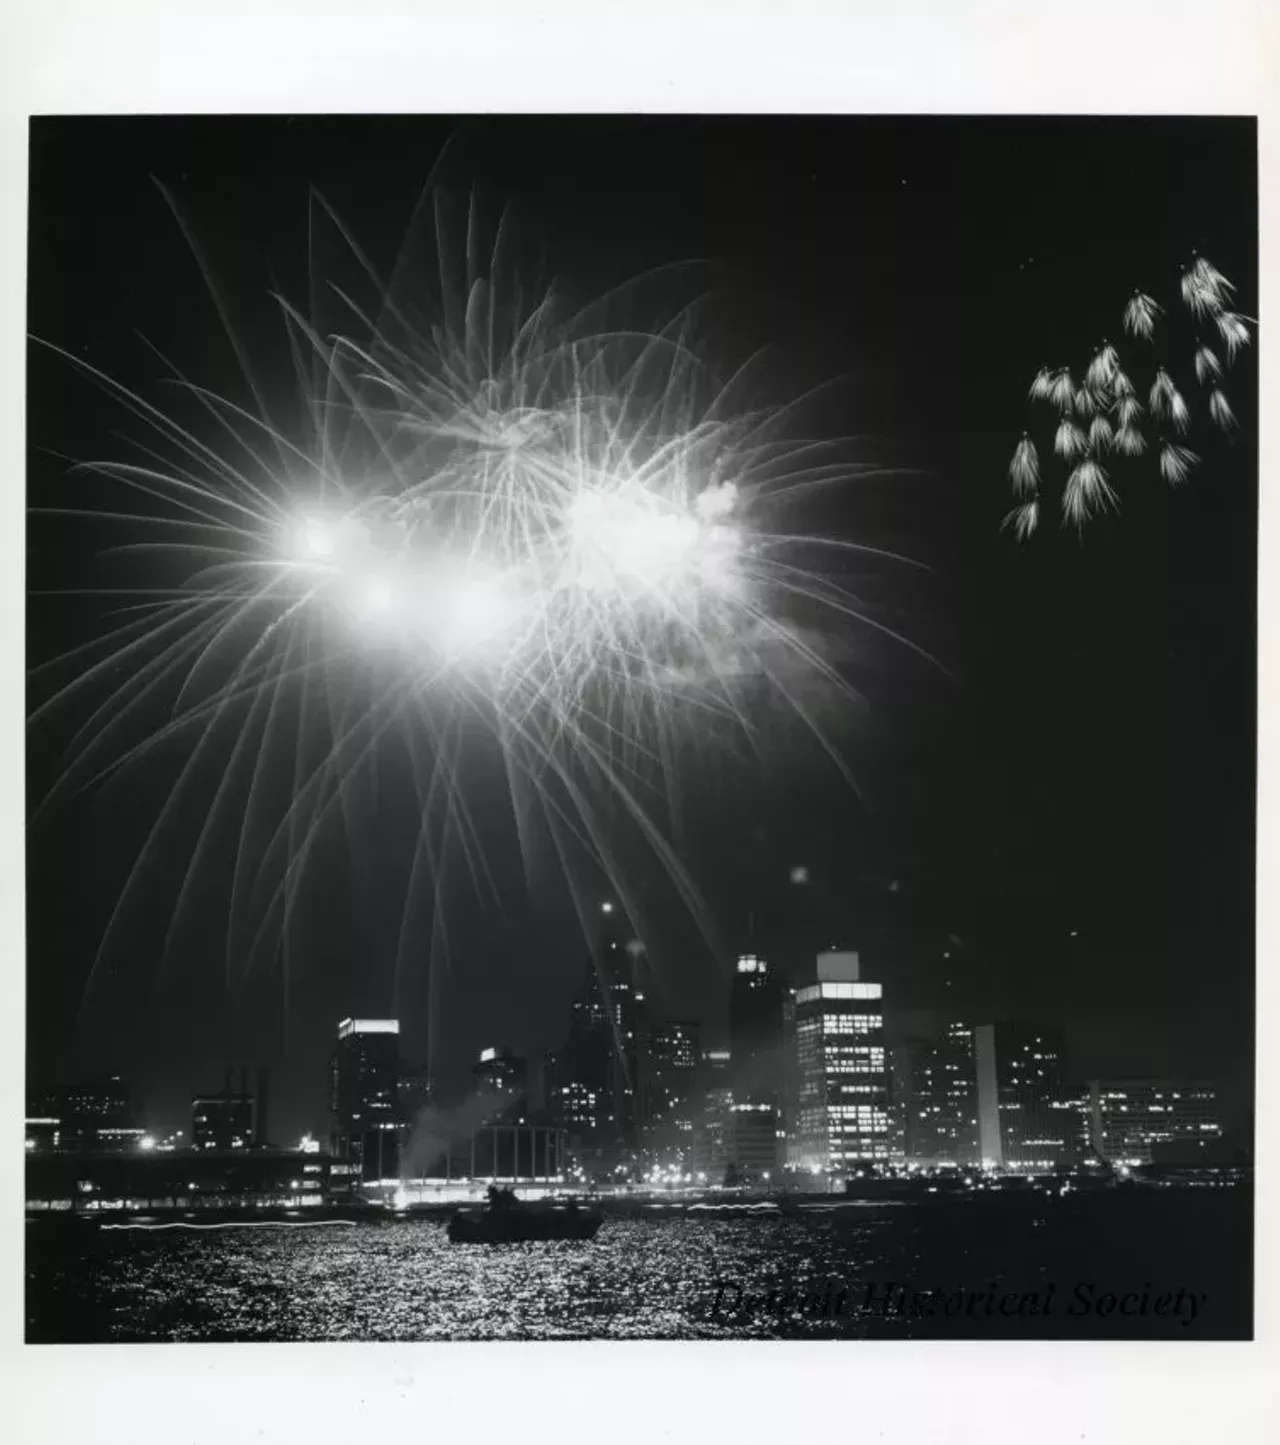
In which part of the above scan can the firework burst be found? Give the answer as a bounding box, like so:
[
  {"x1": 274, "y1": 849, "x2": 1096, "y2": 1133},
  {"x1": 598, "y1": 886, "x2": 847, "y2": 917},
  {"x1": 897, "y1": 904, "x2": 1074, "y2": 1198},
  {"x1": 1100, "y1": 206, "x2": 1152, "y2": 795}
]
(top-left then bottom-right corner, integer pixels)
[{"x1": 30, "y1": 182, "x2": 917, "y2": 1005}]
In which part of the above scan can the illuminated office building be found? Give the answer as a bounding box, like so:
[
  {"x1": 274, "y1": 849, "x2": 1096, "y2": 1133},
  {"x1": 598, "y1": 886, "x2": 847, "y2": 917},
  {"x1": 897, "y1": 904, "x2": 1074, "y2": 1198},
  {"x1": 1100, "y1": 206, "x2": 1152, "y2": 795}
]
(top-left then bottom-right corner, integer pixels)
[
  {"x1": 691, "y1": 1049, "x2": 733, "y2": 1179},
  {"x1": 548, "y1": 963, "x2": 614, "y2": 1147},
  {"x1": 330, "y1": 1018, "x2": 401, "y2": 1184},
  {"x1": 902, "y1": 1022, "x2": 980, "y2": 1164},
  {"x1": 602, "y1": 909, "x2": 651, "y2": 1147},
  {"x1": 790, "y1": 951, "x2": 890, "y2": 1172},
  {"x1": 727, "y1": 953, "x2": 783, "y2": 1178},
  {"x1": 644, "y1": 1021, "x2": 700, "y2": 1161},
  {"x1": 28, "y1": 1076, "x2": 139, "y2": 1152},
  {"x1": 1087, "y1": 1079, "x2": 1223, "y2": 1165},
  {"x1": 974, "y1": 1022, "x2": 1069, "y2": 1172},
  {"x1": 192, "y1": 1071, "x2": 255, "y2": 1151},
  {"x1": 473, "y1": 1046, "x2": 528, "y2": 1119},
  {"x1": 550, "y1": 901, "x2": 650, "y2": 1152}
]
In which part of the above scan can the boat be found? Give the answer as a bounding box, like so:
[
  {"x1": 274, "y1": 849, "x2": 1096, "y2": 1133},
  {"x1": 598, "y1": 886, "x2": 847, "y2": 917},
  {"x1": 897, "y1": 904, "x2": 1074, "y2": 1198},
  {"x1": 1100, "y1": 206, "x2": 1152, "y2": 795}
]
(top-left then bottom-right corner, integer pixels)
[{"x1": 446, "y1": 1186, "x2": 602, "y2": 1244}]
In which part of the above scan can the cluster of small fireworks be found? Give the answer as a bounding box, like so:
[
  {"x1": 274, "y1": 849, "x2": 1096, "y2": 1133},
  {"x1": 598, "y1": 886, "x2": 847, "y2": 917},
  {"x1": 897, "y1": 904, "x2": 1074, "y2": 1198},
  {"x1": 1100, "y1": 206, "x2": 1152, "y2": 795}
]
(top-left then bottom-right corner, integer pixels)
[
  {"x1": 32, "y1": 190, "x2": 898, "y2": 987},
  {"x1": 1004, "y1": 256, "x2": 1253, "y2": 538}
]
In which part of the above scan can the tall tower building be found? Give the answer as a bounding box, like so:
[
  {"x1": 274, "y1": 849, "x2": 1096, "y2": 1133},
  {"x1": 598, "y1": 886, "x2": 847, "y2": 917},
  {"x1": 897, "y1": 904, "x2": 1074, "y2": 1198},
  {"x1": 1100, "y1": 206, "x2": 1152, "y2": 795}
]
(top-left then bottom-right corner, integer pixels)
[
  {"x1": 547, "y1": 901, "x2": 648, "y2": 1158},
  {"x1": 791, "y1": 950, "x2": 890, "y2": 1173},
  {"x1": 973, "y1": 1021, "x2": 1069, "y2": 1172},
  {"x1": 330, "y1": 1018, "x2": 401, "y2": 1186},
  {"x1": 691, "y1": 1048, "x2": 733, "y2": 1180},
  {"x1": 549, "y1": 962, "x2": 613, "y2": 1149},
  {"x1": 646, "y1": 1020, "x2": 700, "y2": 1160},
  {"x1": 902, "y1": 1022, "x2": 981, "y2": 1164},
  {"x1": 593, "y1": 901, "x2": 651, "y2": 1150},
  {"x1": 728, "y1": 953, "x2": 784, "y2": 1181}
]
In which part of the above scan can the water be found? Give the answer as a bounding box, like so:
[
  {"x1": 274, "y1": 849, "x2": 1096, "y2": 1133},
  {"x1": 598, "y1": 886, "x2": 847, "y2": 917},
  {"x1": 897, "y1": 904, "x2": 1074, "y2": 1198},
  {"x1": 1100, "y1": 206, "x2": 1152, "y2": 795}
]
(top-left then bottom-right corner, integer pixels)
[{"x1": 26, "y1": 1188, "x2": 1251, "y2": 1341}]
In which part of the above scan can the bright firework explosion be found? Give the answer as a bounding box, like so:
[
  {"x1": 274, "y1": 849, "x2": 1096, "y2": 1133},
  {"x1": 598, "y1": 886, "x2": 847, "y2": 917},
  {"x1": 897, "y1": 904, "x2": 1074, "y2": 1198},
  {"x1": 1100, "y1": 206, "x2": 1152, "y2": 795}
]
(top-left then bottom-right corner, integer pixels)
[
  {"x1": 1004, "y1": 255, "x2": 1254, "y2": 538},
  {"x1": 29, "y1": 183, "x2": 913, "y2": 1005}
]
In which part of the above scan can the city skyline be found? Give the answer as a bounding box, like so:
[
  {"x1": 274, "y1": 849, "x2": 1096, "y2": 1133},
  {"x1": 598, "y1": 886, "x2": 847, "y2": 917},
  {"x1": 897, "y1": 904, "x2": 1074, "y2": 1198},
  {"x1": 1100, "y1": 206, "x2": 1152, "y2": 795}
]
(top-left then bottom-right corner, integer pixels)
[
  {"x1": 26, "y1": 115, "x2": 1255, "y2": 1159},
  {"x1": 27, "y1": 932, "x2": 1242, "y2": 1173}
]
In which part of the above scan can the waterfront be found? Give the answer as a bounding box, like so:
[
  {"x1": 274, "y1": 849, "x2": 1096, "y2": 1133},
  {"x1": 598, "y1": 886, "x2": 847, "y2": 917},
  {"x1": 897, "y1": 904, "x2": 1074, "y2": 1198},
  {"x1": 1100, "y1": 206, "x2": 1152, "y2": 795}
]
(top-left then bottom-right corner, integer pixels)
[{"x1": 26, "y1": 1186, "x2": 1251, "y2": 1341}]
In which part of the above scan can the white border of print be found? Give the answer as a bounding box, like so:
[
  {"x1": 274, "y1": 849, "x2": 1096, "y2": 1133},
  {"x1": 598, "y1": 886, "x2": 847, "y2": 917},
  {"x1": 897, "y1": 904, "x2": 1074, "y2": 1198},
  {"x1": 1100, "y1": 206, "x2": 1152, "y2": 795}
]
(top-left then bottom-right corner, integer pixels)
[{"x1": 1, "y1": 4, "x2": 1275, "y2": 1443}]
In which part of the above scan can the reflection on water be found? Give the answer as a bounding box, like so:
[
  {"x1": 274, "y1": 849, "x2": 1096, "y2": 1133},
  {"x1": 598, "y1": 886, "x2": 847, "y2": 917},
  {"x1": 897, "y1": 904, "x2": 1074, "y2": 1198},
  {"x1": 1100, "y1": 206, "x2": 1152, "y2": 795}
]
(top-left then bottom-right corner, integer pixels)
[{"x1": 27, "y1": 1190, "x2": 1251, "y2": 1342}]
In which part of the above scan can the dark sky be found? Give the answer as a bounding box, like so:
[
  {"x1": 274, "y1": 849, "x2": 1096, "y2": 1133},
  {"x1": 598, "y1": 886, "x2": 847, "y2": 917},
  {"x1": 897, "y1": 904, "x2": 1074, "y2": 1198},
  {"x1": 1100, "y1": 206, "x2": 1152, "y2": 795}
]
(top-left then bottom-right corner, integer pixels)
[{"x1": 25, "y1": 116, "x2": 1257, "y2": 1143}]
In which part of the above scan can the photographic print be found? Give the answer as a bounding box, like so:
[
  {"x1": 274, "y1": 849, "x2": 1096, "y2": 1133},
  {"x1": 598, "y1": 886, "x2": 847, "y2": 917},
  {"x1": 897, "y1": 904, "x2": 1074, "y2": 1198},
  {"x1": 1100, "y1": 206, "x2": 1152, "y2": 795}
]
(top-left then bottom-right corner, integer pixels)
[{"x1": 24, "y1": 114, "x2": 1256, "y2": 1344}]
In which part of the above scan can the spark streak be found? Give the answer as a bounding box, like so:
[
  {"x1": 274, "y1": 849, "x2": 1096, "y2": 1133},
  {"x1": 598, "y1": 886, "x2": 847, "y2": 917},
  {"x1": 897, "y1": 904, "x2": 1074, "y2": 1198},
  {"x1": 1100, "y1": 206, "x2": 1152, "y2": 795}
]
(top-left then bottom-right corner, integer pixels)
[{"x1": 31, "y1": 183, "x2": 917, "y2": 1004}]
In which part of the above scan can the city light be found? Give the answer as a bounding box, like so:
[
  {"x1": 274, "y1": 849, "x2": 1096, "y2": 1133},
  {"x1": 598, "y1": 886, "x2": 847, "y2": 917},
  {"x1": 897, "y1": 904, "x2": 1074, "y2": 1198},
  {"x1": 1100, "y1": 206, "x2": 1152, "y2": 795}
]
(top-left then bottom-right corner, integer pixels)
[
  {"x1": 336, "y1": 1019, "x2": 400, "y2": 1040},
  {"x1": 138, "y1": 1135, "x2": 157, "y2": 1151}
]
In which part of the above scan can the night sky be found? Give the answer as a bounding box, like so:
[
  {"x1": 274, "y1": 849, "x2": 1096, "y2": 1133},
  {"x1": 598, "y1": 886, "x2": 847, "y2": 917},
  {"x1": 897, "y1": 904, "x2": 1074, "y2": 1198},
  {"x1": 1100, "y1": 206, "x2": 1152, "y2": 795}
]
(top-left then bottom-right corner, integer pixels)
[{"x1": 25, "y1": 117, "x2": 1257, "y2": 1145}]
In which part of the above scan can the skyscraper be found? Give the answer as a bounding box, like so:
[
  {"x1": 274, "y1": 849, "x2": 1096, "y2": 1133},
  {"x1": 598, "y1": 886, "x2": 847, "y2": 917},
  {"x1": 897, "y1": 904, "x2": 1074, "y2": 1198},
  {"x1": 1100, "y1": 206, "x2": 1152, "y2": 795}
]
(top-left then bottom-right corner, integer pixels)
[
  {"x1": 598, "y1": 904, "x2": 651, "y2": 1147},
  {"x1": 729, "y1": 954, "x2": 783, "y2": 1103},
  {"x1": 728, "y1": 953, "x2": 784, "y2": 1181},
  {"x1": 330, "y1": 1018, "x2": 401, "y2": 1185},
  {"x1": 790, "y1": 950, "x2": 891, "y2": 1173},
  {"x1": 546, "y1": 902, "x2": 648, "y2": 1158},
  {"x1": 902, "y1": 1022, "x2": 981, "y2": 1164},
  {"x1": 973, "y1": 1021, "x2": 1069, "y2": 1172},
  {"x1": 548, "y1": 961, "x2": 614, "y2": 1149},
  {"x1": 691, "y1": 1048, "x2": 733, "y2": 1180},
  {"x1": 645, "y1": 1020, "x2": 700, "y2": 1160}
]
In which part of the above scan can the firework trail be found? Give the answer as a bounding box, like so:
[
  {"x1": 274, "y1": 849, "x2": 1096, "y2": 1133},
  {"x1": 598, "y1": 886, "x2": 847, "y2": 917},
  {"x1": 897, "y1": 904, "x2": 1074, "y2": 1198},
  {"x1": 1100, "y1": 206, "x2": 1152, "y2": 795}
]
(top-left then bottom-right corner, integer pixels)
[
  {"x1": 28, "y1": 175, "x2": 919, "y2": 1024},
  {"x1": 1005, "y1": 255, "x2": 1254, "y2": 537}
]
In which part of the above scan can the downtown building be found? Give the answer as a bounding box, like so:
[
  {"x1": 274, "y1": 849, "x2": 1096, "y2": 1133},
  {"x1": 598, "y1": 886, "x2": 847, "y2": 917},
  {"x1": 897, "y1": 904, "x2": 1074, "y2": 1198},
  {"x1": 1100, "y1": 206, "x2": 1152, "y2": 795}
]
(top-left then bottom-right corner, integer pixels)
[
  {"x1": 690, "y1": 1048, "x2": 733, "y2": 1181},
  {"x1": 546, "y1": 958, "x2": 616, "y2": 1154},
  {"x1": 398, "y1": 1061, "x2": 432, "y2": 1127},
  {"x1": 644, "y1": 1020, "x2": 700, "y2": 1164},
  {"x1": 899, "y1": 1022, "x2": 981, "y2": 1165},
  {"x1": 728, "y1": 953, "x2": 785, "y2": 1182},
  {"x1": 546, "y1": 902, "x2": 650, "y2": 1164},
  {"x1": 786, "y1": 950, "x2": 891, "y2": 1175},
  {"x1": 974, "y1": 1021, "x2": 1070, "y2": 1172},
  {"x1": 600, "y1": 909, "x2": 650, "y2": 1148},
  {"x1": 329, "y1": 1017, "x2": 401, "y2": 1186},
  {"x1": 1085, "y1": 1079, "x2": 1223, "y2": 1165},
  {"x1": 26, "y1": 1076, "x2": 143, "y2": 1153},
  {"x1": 473, "y1": 1046, "x2": 529, "y2": 1120},
  {"x1": 191, "y1": 1069, "x2": 256, "y2": 1151}
]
